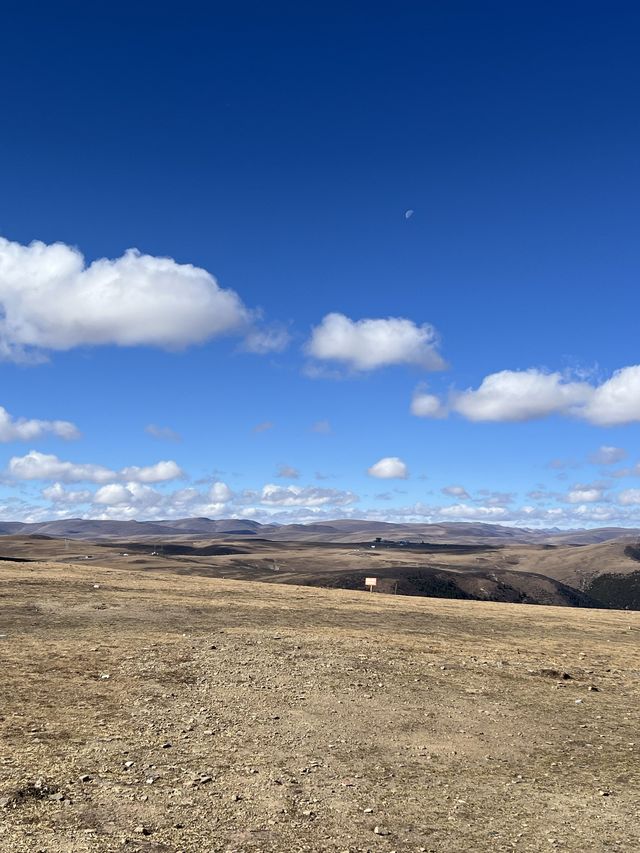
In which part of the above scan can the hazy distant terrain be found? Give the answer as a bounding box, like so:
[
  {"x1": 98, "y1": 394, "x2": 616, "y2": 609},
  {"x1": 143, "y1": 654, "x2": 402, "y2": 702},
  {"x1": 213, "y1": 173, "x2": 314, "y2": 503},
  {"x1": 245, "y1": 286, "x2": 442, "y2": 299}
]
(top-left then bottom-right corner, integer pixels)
[
  {"x1": 2, "y1": 518, "x2": 640, "y2": 609},
  {"x1": 0, "y1": 516, "x2": 638, "y2": 544}
]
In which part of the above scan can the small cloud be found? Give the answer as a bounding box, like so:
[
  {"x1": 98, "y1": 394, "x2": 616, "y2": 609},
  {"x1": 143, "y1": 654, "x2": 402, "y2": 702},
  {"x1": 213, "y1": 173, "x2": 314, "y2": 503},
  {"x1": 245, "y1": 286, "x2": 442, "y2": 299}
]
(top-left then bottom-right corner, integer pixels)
[
  {"x1": 275, "y1": 464, "x2": 300, "y2": 480},
  {"x1": 145, "y1": 424, "x2": 181, "y2": 442},
  {"x1": 441, "y1": 485, "x2": 470, "y2": 499},
  {"x1": 253, "y1": 421, "x2": 274, "y2": 433},
  {"x1": 410, "y1": 386, "x2": 448, "y2": 419},
  {"x1": 367, "y1": 457, "x2": 408, "y2": 480},
  {"x1": 242, "y1": 325, "x2": 291, "y2": 355},
  {"x1": 311, "y1": 419, "x2": 332, "y2": 434},
  {"x1": 588, "y1": 445, "x2": 627, "y2": 466},
  {"x1": 0, "y1": 406, "x2": 80, "y2": 442},
  {"x1": 306, "y1": 313, "x2": 445, "y2": 373}
]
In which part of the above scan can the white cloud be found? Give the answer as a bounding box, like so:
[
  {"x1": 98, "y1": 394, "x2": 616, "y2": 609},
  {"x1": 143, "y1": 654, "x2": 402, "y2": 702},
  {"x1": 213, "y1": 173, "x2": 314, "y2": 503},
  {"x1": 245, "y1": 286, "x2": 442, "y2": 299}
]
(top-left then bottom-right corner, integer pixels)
[
  {"x1": 209, "y1": 481, "x2": 232, "y2": 503},
  {"x1": 618, "y1": 489, "x2": 640, "y2": 506},
  {"x1": 275, "y1": 464, "x2": 300, "y2": 479},
  {"x1": 9, "y1": 451, "x2": 116, "y2": 483},
  {"x1": 0, "y1": 236, "x2": 254, "y2": 360},
  {"x1": 94, "y1": 482, "x2": 162, "y2": 507},
  {"x1": 306, "y1": 313, "x2": 444, "y2": 372},
  {"x1": 410, "y1": 388, "x2": 448, "y2": 418},
  {"x1": 452, "y1": 370, "x2": 592, "y2": 422},
  {"x1": 241, "y1": 325, "x2": 291, "y2": 354},
  {"x1": 588, "y1": 446, "x2": 626, "y2": 465},
  {"x1": 412, "y1": 365, "x2": 640, "y2": 426},
  {"x1": 442, "y1": 485, "x2": 470, "y2": 499},
  {"x1": 367, "y1": 457, "x2": 409, "y2": 479},
  {"x1": 565, "y1": 487, "x2": 605, "y2": 504},
  {"x1": 311, "y1": 420, "x2": 332, "y2": 434},
  {"x1": 8, "y1": 451, "x2": 184, "y2": 483},
  {"x1": 145, "y1": 424, "x2": 181, "y2": 442},
  {"x1": 42, "y1": 483, "x2": 92, "y2": 504},
  {"x1": 119, "y1": 460, "x2": 184, "y2": 483},
  {"x1": 255, "y1": 484, "x2": 358, "y2": 507},
  {"x1": 0, "y1": 406, "x2": 79, "y2": 442},
  {"x1": 580, "y1": 366, "x2": 640, "y2": 426}
]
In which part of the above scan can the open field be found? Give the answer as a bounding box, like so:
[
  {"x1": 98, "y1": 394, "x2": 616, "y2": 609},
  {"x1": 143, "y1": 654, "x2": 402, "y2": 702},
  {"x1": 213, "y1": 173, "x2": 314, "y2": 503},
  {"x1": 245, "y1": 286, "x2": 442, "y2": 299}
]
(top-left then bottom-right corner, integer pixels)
[
  {"x1": 1, "y1": 559, "x2": 640, "y2": 852},
  {"x1": 1, "y1": 532, "x2": 640, "y2": 608}
]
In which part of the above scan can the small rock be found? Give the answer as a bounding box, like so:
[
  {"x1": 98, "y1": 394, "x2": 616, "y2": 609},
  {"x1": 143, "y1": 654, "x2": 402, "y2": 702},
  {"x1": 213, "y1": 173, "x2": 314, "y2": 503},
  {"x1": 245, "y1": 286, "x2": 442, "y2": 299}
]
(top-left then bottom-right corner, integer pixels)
[
  {"x1": 49, "y1": 791, "x2": 65, "y2": 802},
  {"x1": 124, "y1": 761, "x2": 134, "y2": 769},
  {"x1": 364, "y1": 807, "x2": 374, "y2": 813},
  {"x1": 374, "y1": 825, "x2": 387, "y2": 835},
  {"x1": 588, "y1": 686, "x2": 599, "y2": 692},
  {"x1": 161, "y1": 742, "x2": 172, "y2": 749},
  {"x1": 575, "y1": 699, "x2": 583, "y2": 705},
  {"x1": 79, "y1": 774, "x2": 92, "y2": 783},
  {"x1": 135, "y1": 825, "x2": 151, "y2": 835}
]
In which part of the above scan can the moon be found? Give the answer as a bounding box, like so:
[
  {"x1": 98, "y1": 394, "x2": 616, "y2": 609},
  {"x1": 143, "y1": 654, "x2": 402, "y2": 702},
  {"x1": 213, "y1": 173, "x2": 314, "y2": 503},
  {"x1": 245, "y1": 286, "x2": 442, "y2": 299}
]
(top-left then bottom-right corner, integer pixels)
[{"x1": 404, "y1": 209, "x2": 414, "y2": 219}]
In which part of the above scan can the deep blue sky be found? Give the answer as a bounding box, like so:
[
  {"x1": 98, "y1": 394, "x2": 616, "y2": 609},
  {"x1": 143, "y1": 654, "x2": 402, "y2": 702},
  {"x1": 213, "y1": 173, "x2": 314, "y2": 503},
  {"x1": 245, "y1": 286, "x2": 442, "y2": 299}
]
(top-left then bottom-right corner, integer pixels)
[{"x1": 0, "y1": 1, "x2": 639, "y2": 526}]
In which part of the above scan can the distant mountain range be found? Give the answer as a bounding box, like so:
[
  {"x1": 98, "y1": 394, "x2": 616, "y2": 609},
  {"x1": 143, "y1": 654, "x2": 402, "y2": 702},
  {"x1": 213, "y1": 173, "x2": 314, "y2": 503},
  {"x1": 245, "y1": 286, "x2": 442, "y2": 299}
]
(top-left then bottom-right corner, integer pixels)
[{"x1": 0, "y1": 516, "x2": 638, "y2": 545}]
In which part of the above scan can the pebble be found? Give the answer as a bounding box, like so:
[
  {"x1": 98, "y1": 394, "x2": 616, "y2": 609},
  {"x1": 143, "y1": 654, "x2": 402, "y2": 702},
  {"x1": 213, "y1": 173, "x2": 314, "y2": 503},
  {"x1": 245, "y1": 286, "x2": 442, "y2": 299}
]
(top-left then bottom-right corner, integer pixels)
[
  {"x1": 373, "y1": 825, "x2": 387, "y2": 835},
  {"x1": 79, "y1": 774, "x2": 92, "y2": 783}
]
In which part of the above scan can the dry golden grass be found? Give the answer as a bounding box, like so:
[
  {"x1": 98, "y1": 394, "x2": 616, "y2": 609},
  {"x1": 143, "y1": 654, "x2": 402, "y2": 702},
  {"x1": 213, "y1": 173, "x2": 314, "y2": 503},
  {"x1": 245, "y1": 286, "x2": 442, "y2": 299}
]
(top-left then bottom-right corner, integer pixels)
[{"x1": 1, "y1": 559, "x2": 640, "y2": 852}]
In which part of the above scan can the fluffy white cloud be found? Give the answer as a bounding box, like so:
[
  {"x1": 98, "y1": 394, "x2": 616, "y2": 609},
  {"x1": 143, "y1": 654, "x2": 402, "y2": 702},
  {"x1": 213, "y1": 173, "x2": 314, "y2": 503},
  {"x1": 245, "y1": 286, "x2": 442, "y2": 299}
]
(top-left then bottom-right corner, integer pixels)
[
  {"x1": 413, "y1": 366, "x2": 640, "y2": 426},
  {"x1": 0, "y1": 406, "x2": 79, "y2": 442},
  {"x1": 9, "y1": 451, "x2": 116, "y2": 483},
  {"x1": 580, "y1": 366, "x2": 640, "y2": 426},
  {"x1": 94, "y1": 482, "x2": 162, "y2": 507},
  {"x1": 0, "y1": 236, "x2": 254, "y2": 360},
  {"x1": 42, "y1": 483, "x2": 92, "y2": 504},
  {"x1": 119, "y1": 460, "x2": 184, "y2": 483},
  {"x1": 410, "y1": 388, "x2": 448, "y2": 418},
  {"x1": 565, "y1": 486, "x2": 605, "y2": 504},
  {"x1": 452, "y1": 370, "x2": 592, "y2": 422},
  {"x1": 8, "y1": 451, "x2": 184, "y2": 483},
  {"x1": 367, "y1": 457, "x2": 409, "y2": 479},
  {"x1": 306, "y1": 313, "x2": 444, "y2": 372},
  {"x1": 209, "y1": 481, "x2": 232, "y2": 503},
  {"x1": 442, "y1": 485, "x2": 470, "y2": 499},
  {"x1": 256, "y1": 484, "x2": 358, "y2": 507}
]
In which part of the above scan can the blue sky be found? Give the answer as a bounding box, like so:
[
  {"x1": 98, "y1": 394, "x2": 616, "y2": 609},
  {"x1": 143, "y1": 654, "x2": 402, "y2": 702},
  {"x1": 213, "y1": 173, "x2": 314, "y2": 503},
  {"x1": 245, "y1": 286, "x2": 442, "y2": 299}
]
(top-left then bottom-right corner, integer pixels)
[{"x1": 0, "y1": 1, "x2": 639, "y2": 527}]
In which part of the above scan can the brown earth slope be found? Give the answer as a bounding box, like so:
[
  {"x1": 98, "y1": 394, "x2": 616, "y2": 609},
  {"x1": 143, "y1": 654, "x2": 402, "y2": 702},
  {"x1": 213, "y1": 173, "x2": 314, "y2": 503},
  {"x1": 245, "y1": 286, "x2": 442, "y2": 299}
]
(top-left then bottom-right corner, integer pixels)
[{"x1": 1, "y1": 559, "x2": 639, "y2": 852}]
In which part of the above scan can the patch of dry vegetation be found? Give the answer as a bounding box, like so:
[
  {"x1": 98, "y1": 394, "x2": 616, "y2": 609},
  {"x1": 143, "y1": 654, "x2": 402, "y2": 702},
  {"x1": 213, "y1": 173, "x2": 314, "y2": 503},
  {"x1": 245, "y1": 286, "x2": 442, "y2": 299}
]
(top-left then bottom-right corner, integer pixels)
[{"x1": 1, "y1": 560, "x2": 639, "y2": 852}]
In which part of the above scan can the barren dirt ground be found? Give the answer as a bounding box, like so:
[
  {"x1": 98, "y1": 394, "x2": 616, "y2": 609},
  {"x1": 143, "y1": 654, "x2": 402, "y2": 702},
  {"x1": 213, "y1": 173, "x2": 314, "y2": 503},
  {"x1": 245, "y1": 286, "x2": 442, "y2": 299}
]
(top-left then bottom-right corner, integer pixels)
[{"x1": 1, "y1": 560, "x2": 640, "y2": 853}]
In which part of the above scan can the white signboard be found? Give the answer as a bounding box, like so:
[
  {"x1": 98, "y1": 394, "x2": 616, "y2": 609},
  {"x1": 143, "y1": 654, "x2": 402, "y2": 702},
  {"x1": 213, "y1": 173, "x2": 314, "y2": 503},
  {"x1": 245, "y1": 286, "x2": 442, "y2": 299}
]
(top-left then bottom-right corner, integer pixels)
[{"x1": 365, "y1": 577, "x2": 377, "y2": 587}]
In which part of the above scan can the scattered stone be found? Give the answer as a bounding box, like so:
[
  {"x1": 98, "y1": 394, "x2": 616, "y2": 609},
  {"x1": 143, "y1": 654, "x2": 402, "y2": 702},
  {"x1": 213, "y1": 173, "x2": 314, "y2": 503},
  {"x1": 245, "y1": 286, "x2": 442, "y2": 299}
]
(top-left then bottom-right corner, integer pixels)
[
  {"x1": 161, "y1": 741, "x2": 172, "y2": 748},
  {"x1": 373, "y1": 825, "x2": 388, "y2": 835},
  {"x1": 588, "y1": 686, "x2": 599, "y2": 692},
  {"x1": 79, "y1": 774, "x2": 92, "y2": 783},
  {"x1": 135, "y1": 825, "x2": 151, "y2": 835},
  {"x1": 364, "y1": 807, "x2": 374, "y2": 813},
  {"x1": 48, "y1": 791, "x2": 65, "y2": 802}
]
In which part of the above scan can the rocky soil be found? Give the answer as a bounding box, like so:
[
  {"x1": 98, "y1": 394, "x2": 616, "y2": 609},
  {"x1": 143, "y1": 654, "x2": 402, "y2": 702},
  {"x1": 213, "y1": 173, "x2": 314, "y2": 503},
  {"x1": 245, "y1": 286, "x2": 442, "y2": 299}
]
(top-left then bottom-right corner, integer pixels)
[{"x1": 1, "y1": 559, "x2": 639, "y2": 852}]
